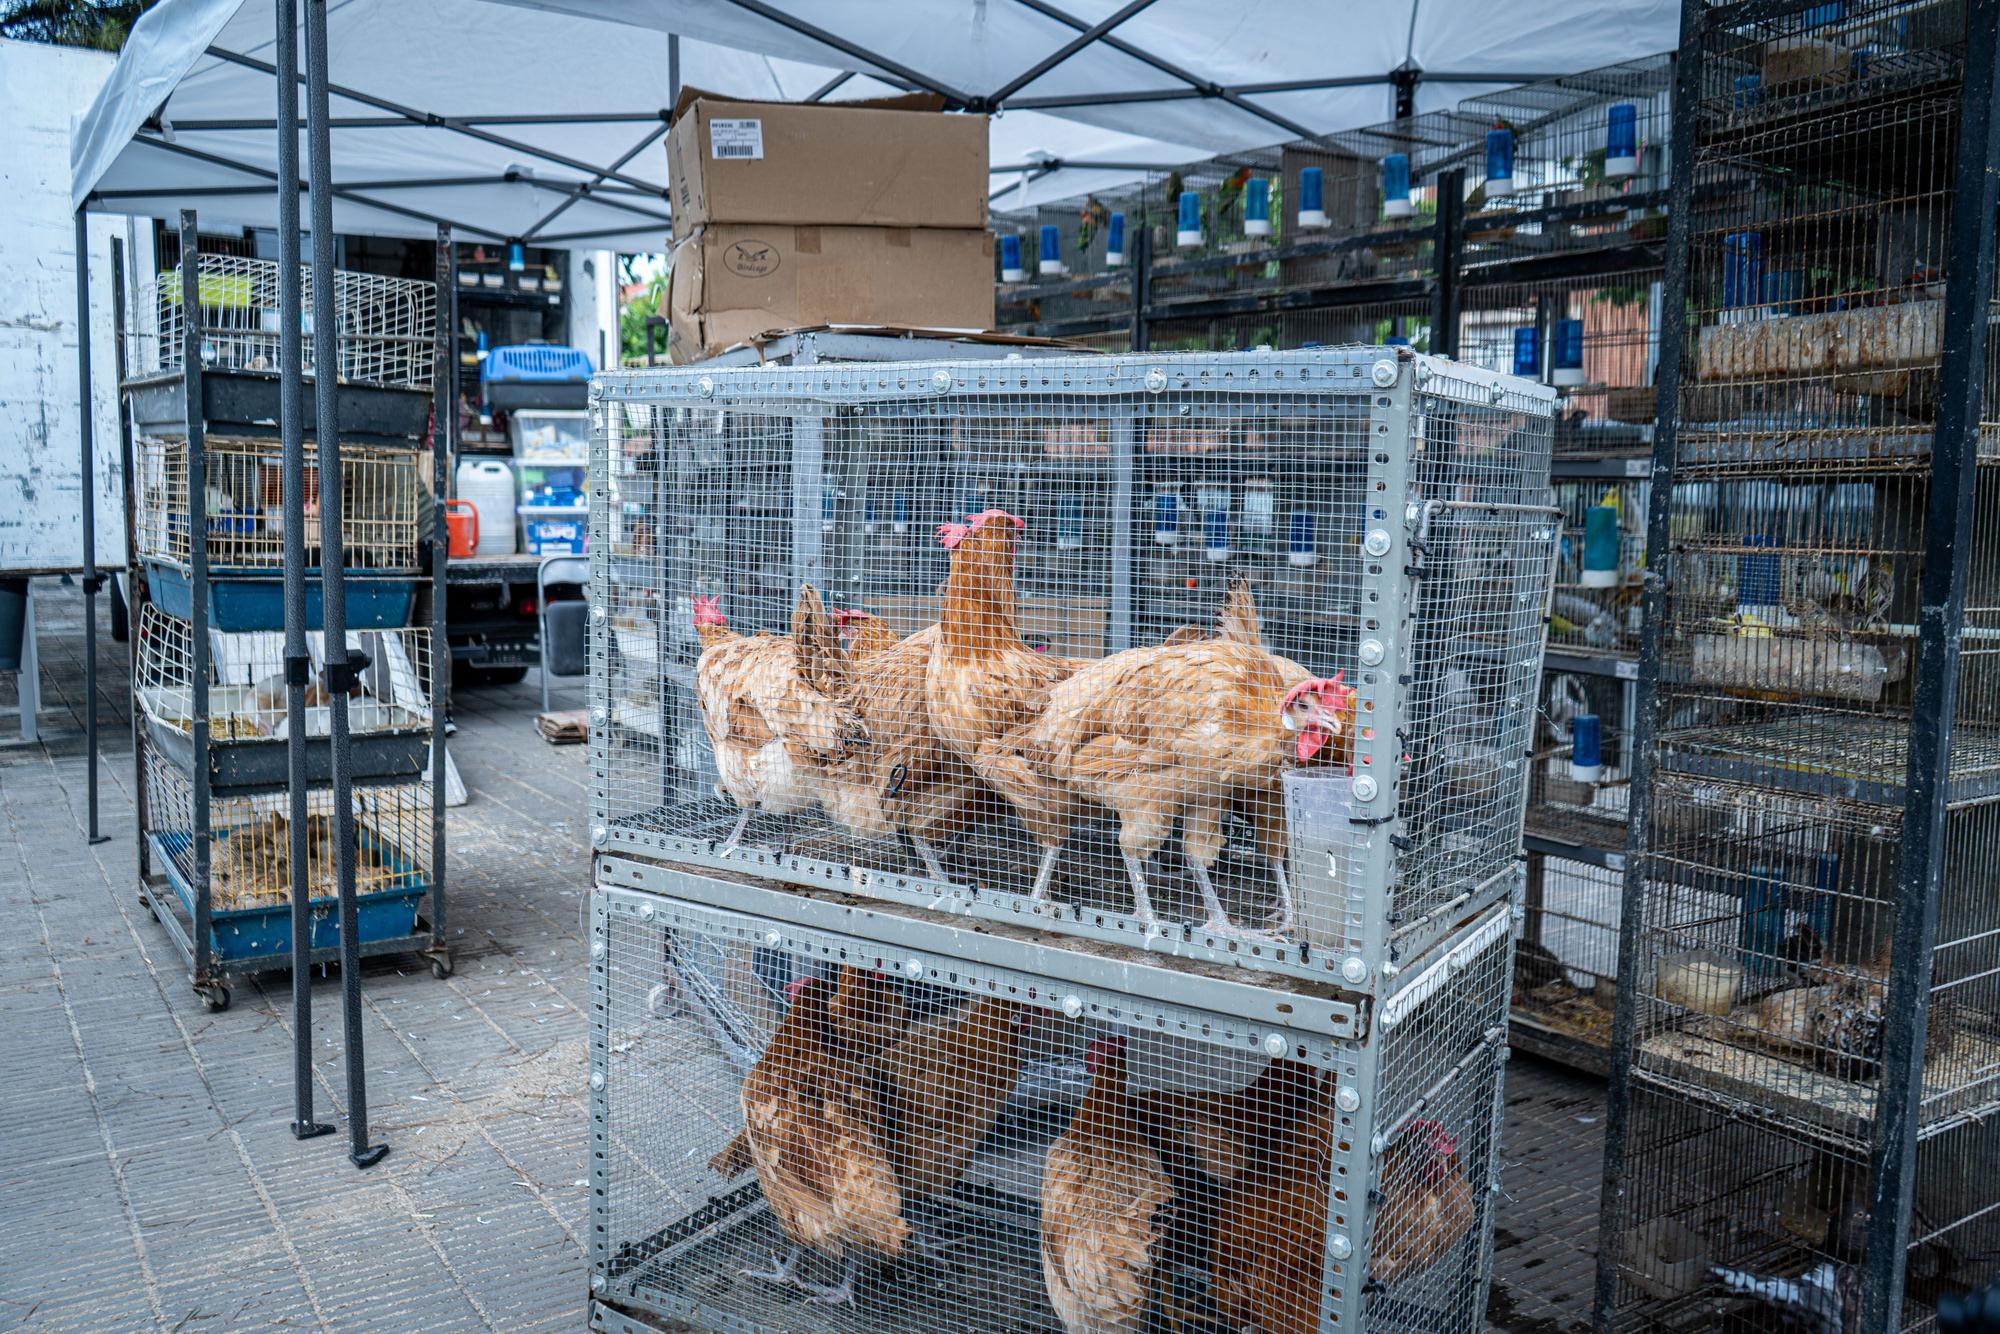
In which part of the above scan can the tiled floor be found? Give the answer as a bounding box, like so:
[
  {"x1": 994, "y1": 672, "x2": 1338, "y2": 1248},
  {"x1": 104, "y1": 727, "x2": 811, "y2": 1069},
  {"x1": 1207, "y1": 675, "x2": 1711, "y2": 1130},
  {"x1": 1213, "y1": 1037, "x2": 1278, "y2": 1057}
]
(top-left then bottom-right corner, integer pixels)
[{"x1": 0, "y1": 582, "x2": 1605, "y2": 1332}]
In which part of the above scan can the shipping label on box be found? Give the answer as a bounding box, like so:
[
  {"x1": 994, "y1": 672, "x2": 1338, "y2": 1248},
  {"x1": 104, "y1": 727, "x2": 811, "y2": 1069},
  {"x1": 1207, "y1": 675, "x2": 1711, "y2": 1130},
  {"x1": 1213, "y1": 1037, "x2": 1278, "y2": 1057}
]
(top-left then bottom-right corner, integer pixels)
[{"x1": 707, "y1": 117, "x2": 764, "y2": 161}]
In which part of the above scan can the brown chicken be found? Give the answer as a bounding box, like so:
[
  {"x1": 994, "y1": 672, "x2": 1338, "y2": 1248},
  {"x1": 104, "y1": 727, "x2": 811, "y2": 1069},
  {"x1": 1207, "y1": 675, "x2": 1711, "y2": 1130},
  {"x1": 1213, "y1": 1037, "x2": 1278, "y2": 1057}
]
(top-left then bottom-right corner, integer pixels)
[
  {"x1": 818, "y1": 613, "x2": 987, "y2": 883},
  {"x1": 1370, "y1": 1117, "x2": 1480, "y2": 1284},
  {"x1": 1041, "y1": 1036, "x2": 1173, "y2": 1334},
  {"x1": 1211, "y1": 1080, "x2": 1338, "y2": 1334},
  {"x1": 924, "y1": 509, "x2": 1076, "y2": 898},
  {"x1": 691, "y1": 586, "x2": 868, "y2": 853},
  {"x1": 873, "y1": 998, "x2": 1036, "y2": 1210},
  {"x1": 1137, "y1": 1056, "x2": 1324, "y2": 1189},
  {"x1": 721, "y1": 970, "x2": 910, "y2": 1306},
  {"x1": 977, "y1": 577, "x2": 1357, "y2": 934}
]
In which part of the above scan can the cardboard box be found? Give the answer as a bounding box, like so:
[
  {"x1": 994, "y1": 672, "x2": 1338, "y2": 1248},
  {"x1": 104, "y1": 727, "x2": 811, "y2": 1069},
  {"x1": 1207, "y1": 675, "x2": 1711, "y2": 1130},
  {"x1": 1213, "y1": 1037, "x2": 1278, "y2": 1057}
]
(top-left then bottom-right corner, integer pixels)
[
  {"x1": 668, "y1": 225, "x2": 995, "y2": 364},
  {"x1": 668, "y1": 88, "x2": 988, "y2": 238}
]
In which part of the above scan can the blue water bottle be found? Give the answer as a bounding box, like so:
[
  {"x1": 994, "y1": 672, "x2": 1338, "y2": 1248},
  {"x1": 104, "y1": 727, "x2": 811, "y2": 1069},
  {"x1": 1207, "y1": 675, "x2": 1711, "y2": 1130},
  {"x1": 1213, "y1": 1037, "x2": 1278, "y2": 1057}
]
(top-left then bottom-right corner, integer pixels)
[
  {"x1": 1244, "y1": 178, "x2": 1272, "y2": 236},
  {"x1": 1383, "y1": 153, "x2": 1413, "y2": 219},
  {"x1": 1038, "y1": 223, "x2": 1067, "y2": 277},
  {"x1": 1485, "y1": 126, "x2": 1516, "y2": 196},
  {"x1": 1176, "y1": 190, "x2": 1202, "y2": 248},
  {"x1": 1606, "y1": 103, "x2": 1638, "y2": 178},
  {"x1": 1297, "y1": 167, "x2": 1328, "y2": 228},
  {"x1": 1000, "y1": 234, "x2": 1026, "y2": 283},
  {"x1": 1105, "y1": 211, "x2": 1128, "y2": 268}
]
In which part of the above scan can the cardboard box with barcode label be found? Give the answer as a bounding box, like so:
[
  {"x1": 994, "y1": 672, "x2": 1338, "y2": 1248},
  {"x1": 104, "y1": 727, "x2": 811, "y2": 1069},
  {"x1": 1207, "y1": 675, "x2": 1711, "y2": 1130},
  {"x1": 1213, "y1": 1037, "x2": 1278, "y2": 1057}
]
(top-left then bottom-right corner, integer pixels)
[
  {"x1": 667, "y1": 88, "x2": 989, "y2": 239},
  {"x1": 667, "y1": 225, "x2": 995, "y2": 364}
]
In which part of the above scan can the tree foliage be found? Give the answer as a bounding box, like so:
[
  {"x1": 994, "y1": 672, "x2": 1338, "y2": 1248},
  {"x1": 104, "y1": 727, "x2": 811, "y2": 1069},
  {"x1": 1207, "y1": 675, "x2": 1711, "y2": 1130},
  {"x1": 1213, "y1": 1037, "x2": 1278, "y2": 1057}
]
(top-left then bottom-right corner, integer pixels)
[{"x1": 1, "y1": 0, "x2": 156, "y2": 49}]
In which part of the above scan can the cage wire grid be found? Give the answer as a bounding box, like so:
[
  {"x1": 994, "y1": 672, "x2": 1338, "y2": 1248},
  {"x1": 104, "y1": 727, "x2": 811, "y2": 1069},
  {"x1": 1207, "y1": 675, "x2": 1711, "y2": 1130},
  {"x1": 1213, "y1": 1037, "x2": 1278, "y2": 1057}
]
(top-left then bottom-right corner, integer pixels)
[
  {"x1": 127, "y1": 251, "x2": 435, "y2": 391},
  {"x1": 588, "y1": 885, "x2": 1514, "y2": 1334},
  {"x1": 588, "y1": 349, "x2": 1556, "y2": 991},
  {"x1": 135, "y1": 434, "x2": 424, "y2": 571},
  {"x1": 1606, "y1": 2, "x2": 2000, "y2": 1328},
  {"x1": 133, "y1": 599, "x2": 433, "y2": 742},
  {"x1": 141, "y1": 737, "x2": 433, "y2": 914}
]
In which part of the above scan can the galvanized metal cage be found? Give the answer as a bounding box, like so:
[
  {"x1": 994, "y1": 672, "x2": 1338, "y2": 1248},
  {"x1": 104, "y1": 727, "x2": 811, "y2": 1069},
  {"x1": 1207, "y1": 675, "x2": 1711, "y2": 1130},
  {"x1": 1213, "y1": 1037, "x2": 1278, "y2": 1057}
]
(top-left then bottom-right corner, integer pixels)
[
  {"x1": 589, "y1": 349, "x2": 1557, "y2": 989},
  {"x1": 127, "y1": 252, "x2": 436, "y2": 391},
  {"x1": 135, "y1": 434, "x2": 424, "y2": 572},
  {"x1": 587, "y1": 881, "x2": 1514, "y2": 1334}
]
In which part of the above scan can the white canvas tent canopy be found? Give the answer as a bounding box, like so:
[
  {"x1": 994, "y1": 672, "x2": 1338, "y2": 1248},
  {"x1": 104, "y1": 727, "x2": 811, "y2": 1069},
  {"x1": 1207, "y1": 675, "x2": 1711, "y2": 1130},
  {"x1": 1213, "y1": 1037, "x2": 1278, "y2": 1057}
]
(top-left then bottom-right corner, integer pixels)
[{"x1": 72, "y1": 0, "x2": 1678, "y2": 241}]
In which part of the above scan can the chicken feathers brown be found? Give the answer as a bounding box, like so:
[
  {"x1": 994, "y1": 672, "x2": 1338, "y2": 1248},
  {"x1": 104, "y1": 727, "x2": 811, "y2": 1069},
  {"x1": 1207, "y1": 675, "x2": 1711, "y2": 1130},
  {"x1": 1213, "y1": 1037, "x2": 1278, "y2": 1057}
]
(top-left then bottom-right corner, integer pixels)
[
  {"x1": 873, "y1": 998, "x2": 1034, "y2": 1205},
  {"x1": 1040, "y1": 1036, "x2": 1172, "y2": 1334},
  {"x1": 1211, "y1": 1076, "x2": 1337, "y2": 1334}
]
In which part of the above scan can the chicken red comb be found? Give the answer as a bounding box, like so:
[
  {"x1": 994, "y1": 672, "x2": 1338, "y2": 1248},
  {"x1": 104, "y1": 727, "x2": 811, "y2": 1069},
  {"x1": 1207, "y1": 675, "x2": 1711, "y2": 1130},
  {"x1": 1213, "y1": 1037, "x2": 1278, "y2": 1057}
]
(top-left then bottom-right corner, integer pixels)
[
  {"x1": 966, "y1": 508, "x2": 1024, "y2": 531},
  {"x1": 1083, "y1": 1034, "x2": 1128, "y2": 1072},
  {"x1": 937, "y1": 521, "x2": 971, "y2": 550},
  {"x1": 829, "y1": 608, "x2": 877, "y2": 625},
  {"x1": 1408, "y1": 1117, "x2": 1458, "y2": 1155},
  {"x1": 1281, "y1": 671, "x2": 1351, "y2": 716},
  {"x1": 691, "y1": 595, "x2": 726, "y2": 628},
  {"x1": 783, "y1": 975, "x2": 820, "y2": 1003}
]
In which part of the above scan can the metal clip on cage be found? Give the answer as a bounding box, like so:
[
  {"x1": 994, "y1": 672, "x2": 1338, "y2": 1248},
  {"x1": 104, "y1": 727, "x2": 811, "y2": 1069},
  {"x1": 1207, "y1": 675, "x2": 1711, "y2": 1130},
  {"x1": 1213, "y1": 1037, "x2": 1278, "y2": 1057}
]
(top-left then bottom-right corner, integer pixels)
[{"x1": 588, "y1": 349, "x2": 1559, "y2": 992}]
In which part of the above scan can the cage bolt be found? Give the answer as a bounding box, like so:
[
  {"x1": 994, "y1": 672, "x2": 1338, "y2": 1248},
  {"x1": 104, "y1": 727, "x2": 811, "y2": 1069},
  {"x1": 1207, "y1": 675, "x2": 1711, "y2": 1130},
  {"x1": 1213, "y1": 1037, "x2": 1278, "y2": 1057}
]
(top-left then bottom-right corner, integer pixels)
[
  {"x1": 1363, "y1": 529, "x2": 1392, "y2": 557},
  {"x1": 1340, "y1": 956, "x2": 1368, "y2": 984},
  {"x1": 1371, "y1": 1133, "x2": 1387, "y2": 1155},
  {"x1": 1328, "y1": 1233, "x2": 1354, "y2": 1261},
  {"x1": 591, "y1": 604, "x2": 606, "y2": 621},
  {"x1": 904, "y1": 957, "x2": 925, "y2": 979},
  {"x1": 1263, "y1": 1033, "x2": 1288, "y2": 1057},
  {"x1": 764, "y1": 930, "x2": 781, "y2": 947},
  {"x1": 1358, "y1": 638, "x2": 1385, "y2": 666},
  {"x1": 1144, "y1": 368, "x2": 1168, "y2": 393},
  {"x1": 639, "y1": 902, "x2": 654, "y2": 920},
  {"x1": 1061, "y1": 995, "x2": 1084, "y2": 1018},
  {"x1": 591, "y1": 707, "x2": 606, "y2": 725},
  {"x1": 1337, "y1": 1087, "x2": 1361, "y2": 1113},
  {"x1": 589, "y1": 1071, "x2": 605, "y2": 1090},
  {"x1": 591, "y1": 1274, "x2": 605, "y2": 1291},
  {"x1": 590, "y1": 939, "x2": 605, "y2": 959},
  {"x1": 1353, "y1": 775, "x2": 1379, "y2": 802},
  {"x1": 1370, "y1": 360, "x2": 1397, "y2": 388},
  {"x1": 697, "y1": 376, "x2": 715, "y2": 399},
  {"x1": 1415, "y1": 364, "x2": 1432, "y2": 386},
  {"x1": 591, "y1": 825, "x2": 607, "y2": 846},
  {"x1": 930, "y1": 369, "x2": 953, "y2": 393}
]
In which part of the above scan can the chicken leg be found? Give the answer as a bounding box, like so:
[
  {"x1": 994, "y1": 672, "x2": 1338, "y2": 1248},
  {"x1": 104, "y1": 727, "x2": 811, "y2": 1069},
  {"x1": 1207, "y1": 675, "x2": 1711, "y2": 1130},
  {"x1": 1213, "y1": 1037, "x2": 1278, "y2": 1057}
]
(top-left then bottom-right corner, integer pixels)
[
  {"x1": 796, "y1": 1252, "x2": 862, "y2": 1307},
  {"x1": 1267, "y1": 858, "x2": 1297, "y2": 935},
  {"x1": 716, "y1": 808, "x2": 752, "y2": 857},
  {"x1": 740, "y1": 1242, "x2": 805, "y2": 1285},
  {"x1": 906, "y1": 833, "x2": 949, "y2": 883},
  {"x1": 1121, "y1": 854, "x2": 1160, "y2": 927},
  {"x1": 1028, "y1": 844, "x2": 1061, "y2": 903}
]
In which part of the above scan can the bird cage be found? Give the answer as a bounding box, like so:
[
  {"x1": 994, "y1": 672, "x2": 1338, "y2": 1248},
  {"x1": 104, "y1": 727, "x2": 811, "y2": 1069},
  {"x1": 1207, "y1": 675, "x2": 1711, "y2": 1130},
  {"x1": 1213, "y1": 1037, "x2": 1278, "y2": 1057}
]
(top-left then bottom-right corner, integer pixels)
[
  {"x1": 590, "y1": 348, "x2": 1558, "y2": 992},
  {"x1": 134, "y1": 434, "x2": 423, "y2": 573},
  {"x1": 1601, "y1": 0, "x2": 2000, "y2": 1327},
  {"x1": 127, "y1": 252, "x2": 435, "y2": 391},
  {"x1": 587, "y1": 880, "x2": 1515, "y2": 1334},
  {"x1": 133, "y1": 601, "x2": 434, "y2": 791},
  {"x1": 139, "y1": 739, "x2": 435, "y2": 972}
]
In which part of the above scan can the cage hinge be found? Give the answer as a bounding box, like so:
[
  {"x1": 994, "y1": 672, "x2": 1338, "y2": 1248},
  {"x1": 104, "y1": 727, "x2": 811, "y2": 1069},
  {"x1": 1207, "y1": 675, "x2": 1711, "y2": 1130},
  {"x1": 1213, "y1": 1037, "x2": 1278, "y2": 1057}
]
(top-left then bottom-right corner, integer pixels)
[
  {"x1": 284, "y1": 654, "x2": 312, "y2": 688},
  {"x1": 323, "y1": 648, "x2": 372, "y2": 693},
  {"x1": 1390, "y1": 834, "x2": 1414, "y2": 852}
]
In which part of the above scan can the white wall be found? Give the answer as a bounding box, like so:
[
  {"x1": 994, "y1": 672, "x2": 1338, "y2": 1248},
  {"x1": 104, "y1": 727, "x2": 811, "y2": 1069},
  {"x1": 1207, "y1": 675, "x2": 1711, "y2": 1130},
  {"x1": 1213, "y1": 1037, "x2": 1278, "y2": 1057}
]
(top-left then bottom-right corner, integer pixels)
[
  {"x1": 566, "y1": 248, "x2": 621, "y2": 373},
  {"x1": 0, "y1": 37, "x2": 146, "y2": 574}
]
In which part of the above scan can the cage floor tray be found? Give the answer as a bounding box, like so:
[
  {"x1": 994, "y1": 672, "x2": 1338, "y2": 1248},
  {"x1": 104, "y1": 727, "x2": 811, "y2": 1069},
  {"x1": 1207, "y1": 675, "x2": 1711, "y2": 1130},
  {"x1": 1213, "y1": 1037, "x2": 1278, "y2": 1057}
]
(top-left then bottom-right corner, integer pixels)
[
  {"x1": 1636, "y1": 1028, "x2": 2000, "y2": 1146},
  {"x1": 1659, "y1": 714, "x2": 2000, "y2": 805}
]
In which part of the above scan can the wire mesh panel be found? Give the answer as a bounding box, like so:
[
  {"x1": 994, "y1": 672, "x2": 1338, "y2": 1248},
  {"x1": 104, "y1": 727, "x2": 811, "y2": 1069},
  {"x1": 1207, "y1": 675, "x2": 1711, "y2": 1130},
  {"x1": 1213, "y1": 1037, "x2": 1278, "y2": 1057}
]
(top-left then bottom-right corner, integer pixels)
[
  {"x1": 128, "y1": 253, "x2": 435, "y2": 390},
  {"x1": 588, "y1": 884, "x2": 1513, "y2": 1334},
  {"x1": 590, "y1": 350, "x2": 1557, "y2": 989},
  {"x1": 142, "y1": 739, "x2": 432, "y2": 912},
  {"x1": 135, "y1": 434, "x2": 423, "y2": 571},
  {"x1": 1606, "y1": 2, "x2": 2000, "y2": 1327},
  {"x1": 1514, "y1": 850, "x2": 1624, "y2": 1057}
]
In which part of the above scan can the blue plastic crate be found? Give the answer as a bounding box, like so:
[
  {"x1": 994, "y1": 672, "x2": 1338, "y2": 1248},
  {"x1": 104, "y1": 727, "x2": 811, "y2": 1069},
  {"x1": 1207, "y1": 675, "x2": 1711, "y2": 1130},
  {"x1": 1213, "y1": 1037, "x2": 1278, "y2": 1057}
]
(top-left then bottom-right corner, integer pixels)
[
  {"x1": 521, "y1": 505, "x2": 587, "y2": 555},
  {"x1": 483, "y1": 344, "x2": 592, "y2": 385},
  {"x1": 151, "y1": 827, "x2": 427, "y2": 963},
  {"x1": 147, "y1": 561, "x2": 416, "y2": 632}
]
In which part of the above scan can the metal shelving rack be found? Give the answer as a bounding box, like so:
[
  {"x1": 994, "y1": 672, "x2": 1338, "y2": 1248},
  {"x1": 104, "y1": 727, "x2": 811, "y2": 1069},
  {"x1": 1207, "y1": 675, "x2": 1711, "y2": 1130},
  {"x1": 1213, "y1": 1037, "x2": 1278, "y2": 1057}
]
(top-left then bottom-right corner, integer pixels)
[
  {"x1": 1597, "y1": 2, "x2": 2000, "y2": 1329},
  {"x1": 584, "y1": 346, "x2": 1560, "y2": 1333},
  {"x1": 124, "y1": 229, "x2": 452, "y2": 1010}
]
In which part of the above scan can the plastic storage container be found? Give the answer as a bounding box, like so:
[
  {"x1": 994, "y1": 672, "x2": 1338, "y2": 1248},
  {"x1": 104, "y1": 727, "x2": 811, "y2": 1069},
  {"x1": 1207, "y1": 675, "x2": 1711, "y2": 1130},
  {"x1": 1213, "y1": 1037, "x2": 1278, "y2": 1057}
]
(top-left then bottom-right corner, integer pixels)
[
  {"x1": 520, "y1": 503, "x2": 587, "y2": 555},
  {"x1": 509, "y1": 408, "x2": 590, "y2": 461},
  {"x1": 454, "y1": 458, "x2": 518, "y2": 556}
]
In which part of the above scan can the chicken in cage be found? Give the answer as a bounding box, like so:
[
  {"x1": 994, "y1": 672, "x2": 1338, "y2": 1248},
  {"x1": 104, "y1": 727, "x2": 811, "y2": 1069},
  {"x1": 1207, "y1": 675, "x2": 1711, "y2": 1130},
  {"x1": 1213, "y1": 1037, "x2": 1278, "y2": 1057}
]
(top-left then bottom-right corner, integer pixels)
[
  {"x1": 589, "y1": 886, "x2": 1513, "y2": 1334},
  {"x1": 593, "y1": 349, "x2": 1559, "y2": 990}
]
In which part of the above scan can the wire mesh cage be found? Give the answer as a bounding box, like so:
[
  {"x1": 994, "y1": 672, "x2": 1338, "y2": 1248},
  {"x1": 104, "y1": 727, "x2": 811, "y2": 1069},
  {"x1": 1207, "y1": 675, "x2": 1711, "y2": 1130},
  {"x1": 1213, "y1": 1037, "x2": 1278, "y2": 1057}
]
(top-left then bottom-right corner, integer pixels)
[
  {"x1": 140, "y1": 738, "x2": 434, "y2": 965},
  {"x1": 1513, "y1": 849, "x2": 1624, "y2": 1059},
  {"x1": 1605, "y1": 3, "x2": 2000, "y2": 1323},
  {"x1": 1545, "y1": 475, "x2": 1649, "y2": 659},
  {"x1": 588, "y1": 883, "x2": 1514, "y2": 1334},
  {"x1": 590, "y1": 349, "x2": 1558, "y2": 989},
  {"x1": 135, "y1": 434, "x2": 424, "y2": 571},
  {"x1": 126, "y1": 252, "x2": 436, "y2": 391},
  {"x1": 133, "y1": 601, "x2": 434, "y2": 789}
]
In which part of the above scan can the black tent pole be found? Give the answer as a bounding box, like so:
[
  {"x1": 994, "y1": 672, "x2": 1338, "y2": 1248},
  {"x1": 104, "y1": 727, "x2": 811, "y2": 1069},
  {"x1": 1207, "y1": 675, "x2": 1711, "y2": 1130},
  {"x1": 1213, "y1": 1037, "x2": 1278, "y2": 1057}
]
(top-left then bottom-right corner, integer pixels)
[
  {"x1": 305, "y1": 0, "x2": 386, "y2": 1169},
  {"x1": 74, "y1": 207, "x2": 107, "y2": 845},
  {"x1": 278, "y1": 0, "x2": 333, "y2": 1144}
]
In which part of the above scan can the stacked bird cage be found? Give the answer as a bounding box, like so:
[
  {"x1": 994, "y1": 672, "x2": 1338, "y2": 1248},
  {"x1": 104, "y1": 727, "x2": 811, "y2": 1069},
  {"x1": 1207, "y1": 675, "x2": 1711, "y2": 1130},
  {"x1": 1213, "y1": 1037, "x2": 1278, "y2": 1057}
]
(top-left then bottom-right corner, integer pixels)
[
  {"x1": 126, "y1": 239, "x2": 449, "y2": 1008},
  {"x1": 1600, "y1": 1, "x2": 2000, "y2": 1328},
  {"x1": 586, "y1": 346, "x2": 1560, "y2": 1332}
]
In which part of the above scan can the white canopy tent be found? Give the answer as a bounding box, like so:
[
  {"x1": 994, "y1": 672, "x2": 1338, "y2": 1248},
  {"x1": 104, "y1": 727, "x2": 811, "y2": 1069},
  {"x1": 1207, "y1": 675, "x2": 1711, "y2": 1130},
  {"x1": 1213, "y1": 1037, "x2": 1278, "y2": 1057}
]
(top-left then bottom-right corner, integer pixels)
[{"x1": 72, "y1": 0, "x2": 1679, "y2": 243}]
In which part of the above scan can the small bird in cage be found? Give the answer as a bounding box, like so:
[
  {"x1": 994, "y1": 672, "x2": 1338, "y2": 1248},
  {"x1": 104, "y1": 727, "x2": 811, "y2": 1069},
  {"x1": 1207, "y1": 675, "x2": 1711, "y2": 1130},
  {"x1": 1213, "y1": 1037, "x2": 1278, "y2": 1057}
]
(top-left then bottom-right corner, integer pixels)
[
  {"x1": 1709, "y1": 1259, "x2": 1859, "y2": 1334},
  {"x1": 976, "y1": 575, "x2": 1356, "y2": 936},
  {"x1": 689, "y1": 586, "x2": 869, "y2": 856}
]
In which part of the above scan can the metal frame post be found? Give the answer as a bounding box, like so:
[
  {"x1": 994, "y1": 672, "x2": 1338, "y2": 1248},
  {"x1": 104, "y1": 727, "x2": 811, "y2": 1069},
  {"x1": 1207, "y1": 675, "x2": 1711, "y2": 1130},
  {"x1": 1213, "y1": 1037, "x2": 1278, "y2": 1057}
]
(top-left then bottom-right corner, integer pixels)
[
  {"x1": 1593, "y1": 8, "x2": 1703, "y2": 1325},
  {"x1": 1129, "y1": 211, "x2": 1151, "y2": 352},
  {"x1": 74, "y1": 207, "x2": 108, "y2": 844},
  {"x1": 428, "y1": 225, "x2": 452, "y2": 973},
  {"x1": 111, "y1": 238, "x2": 148, "y2": 880},
  {"x1": 305, "y1": 0, "x2": 387, "y2": 1170},
  {"x1": 1431, "y1": 168, "x2": 1465, "y2": 358},
  {"x1": 178, "y1": 211, "x2": 217, "y2": 1002},
  {"x1": 1862, "y1": 1, "x2": 2000, "y2": 1324},
  {"x1": 276, "y1": 0, "x2": 334, "y2": 1142}
]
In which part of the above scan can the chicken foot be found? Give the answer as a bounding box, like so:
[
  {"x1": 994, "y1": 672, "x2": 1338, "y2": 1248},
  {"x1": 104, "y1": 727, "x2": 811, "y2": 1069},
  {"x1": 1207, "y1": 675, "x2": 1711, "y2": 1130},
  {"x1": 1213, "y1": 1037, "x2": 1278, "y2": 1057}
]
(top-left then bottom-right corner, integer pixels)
[
  {"x1": 795, "y1": 1252, "x2": 862, "y2": 1307},
  {"x1": 715, "y1": 809, "x2": 752, "y2": 858},
  {"x1": 1187, "y1": 857, "x2": 1289, "y2": 941},
  {"x1": 1267, "y1": 858, "x2": 1297, "y2": 935},
  {"x1": 1121, "y1": 854, "x2": 1161, "y2": 927},
  {"x1": 740, "y1": 1242, "x2": 805, "y2": 1285},
  {"x1": 905, "y1": 833, "x2": 949, "y2": 883}
]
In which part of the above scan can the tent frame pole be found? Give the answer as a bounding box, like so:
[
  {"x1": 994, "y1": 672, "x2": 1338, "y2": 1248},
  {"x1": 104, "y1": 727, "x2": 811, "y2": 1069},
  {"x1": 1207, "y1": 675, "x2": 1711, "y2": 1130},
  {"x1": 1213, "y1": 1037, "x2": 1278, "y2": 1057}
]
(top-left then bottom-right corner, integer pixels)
[{"x1": 73, "y1": 206, "x2": 107, "y2": 845}]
